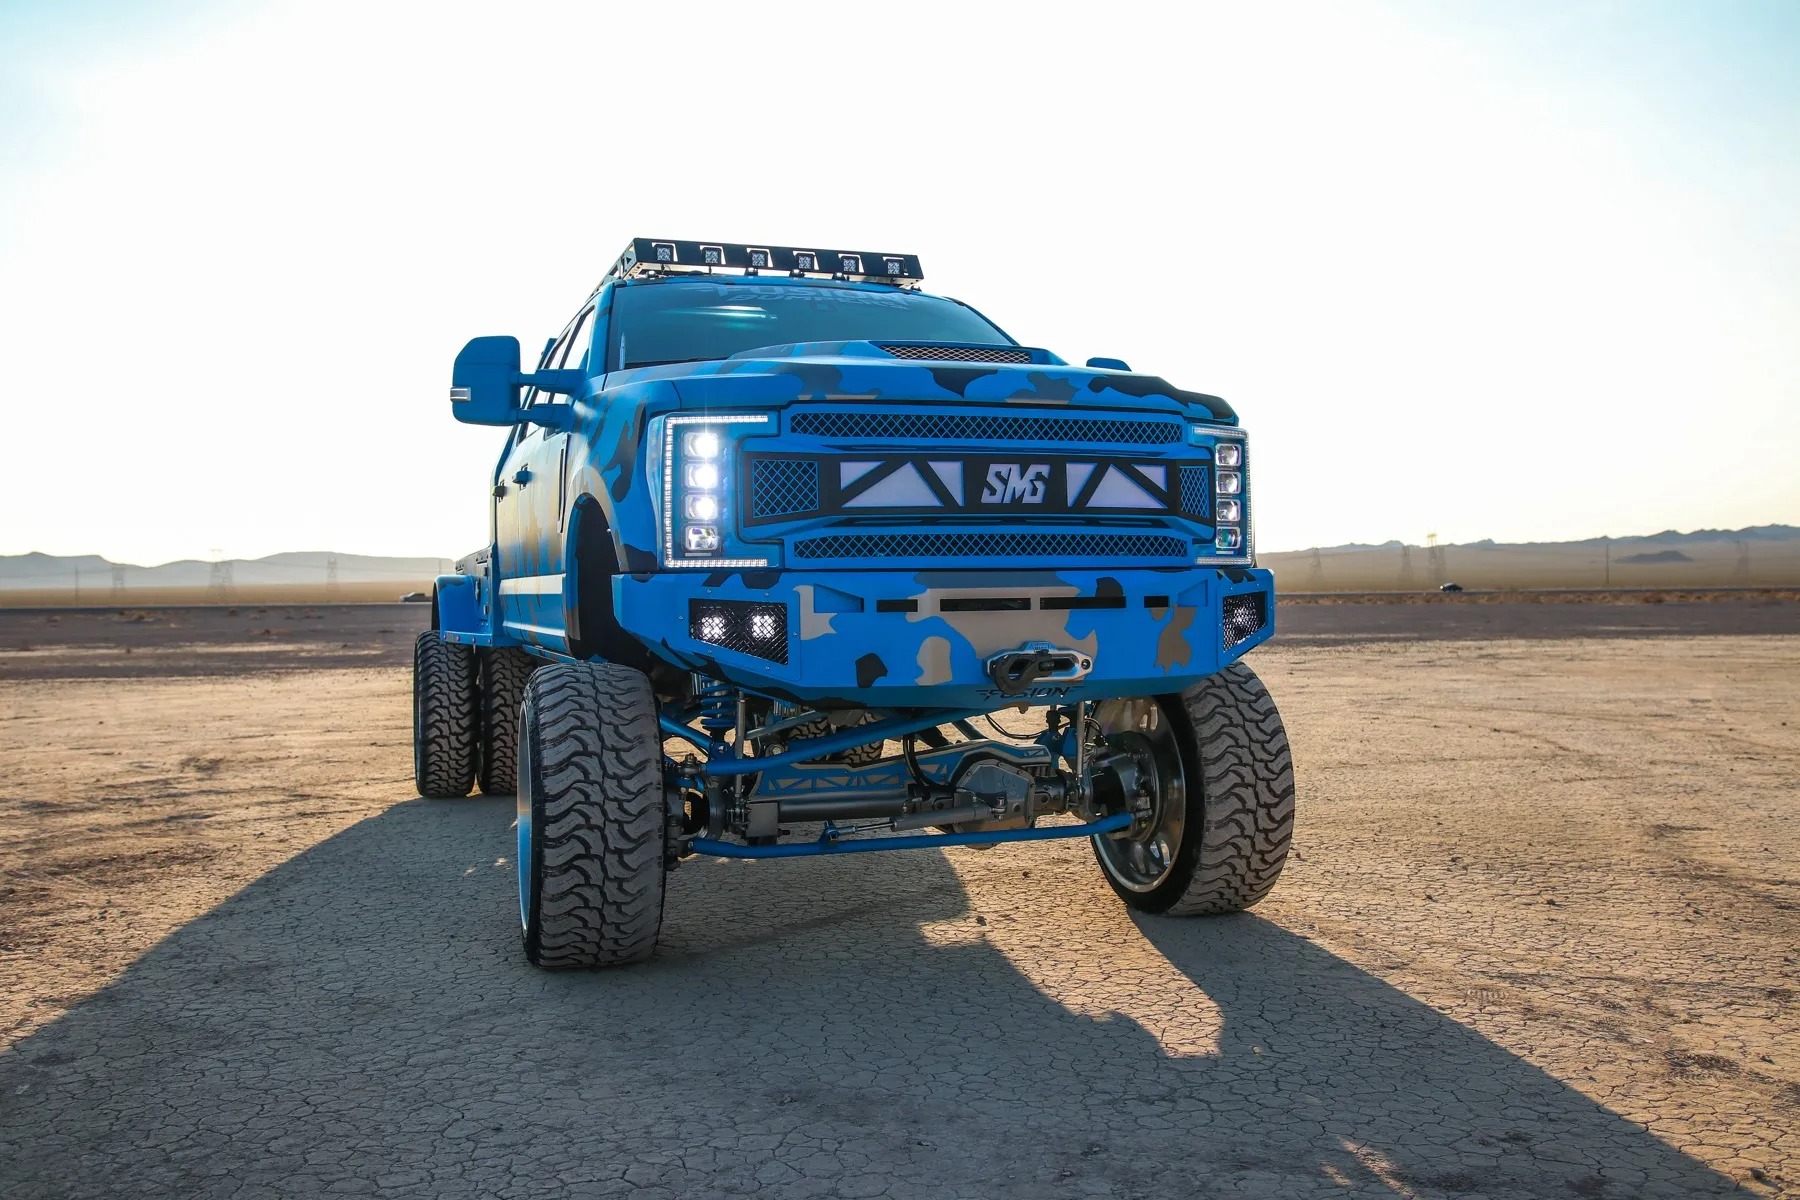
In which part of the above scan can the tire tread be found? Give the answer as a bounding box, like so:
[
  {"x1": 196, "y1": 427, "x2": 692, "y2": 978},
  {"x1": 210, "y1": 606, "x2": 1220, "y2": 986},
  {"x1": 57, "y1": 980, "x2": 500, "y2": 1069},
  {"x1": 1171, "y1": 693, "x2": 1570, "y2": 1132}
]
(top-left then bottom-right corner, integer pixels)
[
  {"x1": 521, "y1": 662, "x2": 666, "y2": 969},
  {"x1": 413, "y1": 630, "x2": 477, "y2": 798}
]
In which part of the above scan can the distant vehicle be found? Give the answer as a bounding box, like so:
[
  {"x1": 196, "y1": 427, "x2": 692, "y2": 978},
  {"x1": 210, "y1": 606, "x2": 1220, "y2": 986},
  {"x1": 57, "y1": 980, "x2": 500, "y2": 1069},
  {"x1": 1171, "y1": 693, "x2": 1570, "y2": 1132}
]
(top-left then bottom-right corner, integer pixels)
[
  {"x1": 398, "y1": 592, "x2": 429, "y2": 603},
  {"x1": 417, "y1": 237, "x2": 1291, "y2": 970},
  {"x1": 1439, "y1": 582, "x2": 1465, "y2": 593}
]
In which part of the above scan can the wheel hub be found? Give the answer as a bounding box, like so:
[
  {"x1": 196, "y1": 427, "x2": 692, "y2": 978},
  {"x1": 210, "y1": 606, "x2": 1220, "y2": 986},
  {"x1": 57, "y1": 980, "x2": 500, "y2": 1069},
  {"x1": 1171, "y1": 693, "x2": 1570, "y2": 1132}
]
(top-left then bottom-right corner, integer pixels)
[{"x1": 1089, "y1": 700, "x2": 1188, "y2": 893}]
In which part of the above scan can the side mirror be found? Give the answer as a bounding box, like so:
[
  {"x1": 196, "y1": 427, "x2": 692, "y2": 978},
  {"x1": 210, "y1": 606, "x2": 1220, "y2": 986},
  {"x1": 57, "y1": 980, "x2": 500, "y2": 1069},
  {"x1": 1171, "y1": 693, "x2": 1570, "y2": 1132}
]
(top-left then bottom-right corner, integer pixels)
[
  {"x1": 1086, "y1": 356, "x2": 1131, "y2": 372},
  {"x1": 451, "y1": 336, "x2": 523, "y2": 426}
]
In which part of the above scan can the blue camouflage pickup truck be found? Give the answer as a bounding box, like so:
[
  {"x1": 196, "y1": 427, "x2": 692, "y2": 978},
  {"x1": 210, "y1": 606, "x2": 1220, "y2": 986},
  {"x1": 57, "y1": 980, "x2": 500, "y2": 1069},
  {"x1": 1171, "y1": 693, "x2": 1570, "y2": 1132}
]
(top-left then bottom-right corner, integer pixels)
[{"x1": 417, "y1": 239, "x2": 1293, "y2": 969}]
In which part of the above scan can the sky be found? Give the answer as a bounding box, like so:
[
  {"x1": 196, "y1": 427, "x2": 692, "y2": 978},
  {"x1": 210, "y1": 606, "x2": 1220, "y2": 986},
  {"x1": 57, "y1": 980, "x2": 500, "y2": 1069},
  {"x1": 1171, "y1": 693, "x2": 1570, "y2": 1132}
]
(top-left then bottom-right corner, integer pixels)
[{"x1": 0, "y1": 0, "x2": 1796, "y2": 564}]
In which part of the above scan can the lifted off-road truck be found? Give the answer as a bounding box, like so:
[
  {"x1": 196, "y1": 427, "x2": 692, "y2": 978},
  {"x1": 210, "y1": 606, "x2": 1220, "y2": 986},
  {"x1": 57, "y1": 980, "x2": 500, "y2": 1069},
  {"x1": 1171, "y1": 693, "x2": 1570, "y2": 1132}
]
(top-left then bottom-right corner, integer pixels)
[{"x1": 416, "y1": 239, "x2": 1293, "y2": 969}]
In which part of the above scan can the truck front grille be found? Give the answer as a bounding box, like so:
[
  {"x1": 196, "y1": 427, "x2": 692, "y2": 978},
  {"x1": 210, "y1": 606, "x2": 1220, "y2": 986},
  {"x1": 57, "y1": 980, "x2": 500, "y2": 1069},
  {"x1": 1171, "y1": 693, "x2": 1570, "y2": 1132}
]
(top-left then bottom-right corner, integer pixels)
[
  {"x1": 748, "y1": 458, "x2": 821, "y2": 519},
  {"x1": 1179, "y1": 465, "x2": 1212, "y2": 517},
  {"x1": 788, "y1": 411, "x2": 1181, "y2": 445},
  {"x1": 791, "y1": 532, "x2": 1189, "y2": 562}
]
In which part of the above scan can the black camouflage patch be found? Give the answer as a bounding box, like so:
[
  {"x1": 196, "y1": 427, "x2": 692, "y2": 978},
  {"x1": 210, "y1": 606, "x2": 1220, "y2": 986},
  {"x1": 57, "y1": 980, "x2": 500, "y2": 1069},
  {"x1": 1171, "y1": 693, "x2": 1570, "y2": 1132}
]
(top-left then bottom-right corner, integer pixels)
[
  {"x1": 855, "y1": 653, "x2": 888, "y2": 688},
  {"x1": 928, "y1": 366, "x2": 1000, "y2": 396}
]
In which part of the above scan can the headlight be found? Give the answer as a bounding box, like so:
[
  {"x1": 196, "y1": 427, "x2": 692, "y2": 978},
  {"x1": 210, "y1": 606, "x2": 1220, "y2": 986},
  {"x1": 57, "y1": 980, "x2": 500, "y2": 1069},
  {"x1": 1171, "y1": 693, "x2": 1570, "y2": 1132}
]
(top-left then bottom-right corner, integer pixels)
[
  {"x1": 1211, "y1": 436, "x2": 1249, "y2": 560},
  {"x1": 660, "y1": 414, "x2": 772, "y2": 567}
]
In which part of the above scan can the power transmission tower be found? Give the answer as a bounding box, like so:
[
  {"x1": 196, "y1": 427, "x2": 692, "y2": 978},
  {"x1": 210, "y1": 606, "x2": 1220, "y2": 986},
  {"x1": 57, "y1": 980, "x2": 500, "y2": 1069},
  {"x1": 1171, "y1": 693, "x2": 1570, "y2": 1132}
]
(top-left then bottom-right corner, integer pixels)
[
  {"x1": 326, "y1": 554, "x2": 342, "y2": 601},
  {"x1": 208, "y1": 549, "x2": 236, "y2": 604},
  {"x1": 1603, "y1": 535, "x2": 1611, "y2": 587},
  {"x1": 1307, "y1": 547, "x2": 1324, "y2": 588},
  {"x1": 1425, "y1": 532, "x2": 1447, "y2": 586},
  {"x1": 1734, "y1": 540, "x2": 1750, "y2": 582},
  {"x1": 111, "y1": 565, "x2": 126, "y2": 601},
  {"x1": 1398, "y1": 544, "x2": 1415, "y2": 588},
  {"x1": 73, "y1": 566, "x2": 81, "y2": 602}
]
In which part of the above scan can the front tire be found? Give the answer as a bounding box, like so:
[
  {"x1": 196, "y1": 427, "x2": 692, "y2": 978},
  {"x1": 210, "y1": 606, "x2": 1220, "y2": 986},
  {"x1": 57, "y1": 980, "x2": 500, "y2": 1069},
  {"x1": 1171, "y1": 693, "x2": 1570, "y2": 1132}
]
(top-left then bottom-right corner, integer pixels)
[
  {"x1": 517, "y1": 662, "x2": 667, "y2": 969},
  {"x1": 1092, "y1": 662, "x2": 1294, "y2": 915},
  {"x1": 413, "y1": 631, "x2": 477, "y2": 798}
]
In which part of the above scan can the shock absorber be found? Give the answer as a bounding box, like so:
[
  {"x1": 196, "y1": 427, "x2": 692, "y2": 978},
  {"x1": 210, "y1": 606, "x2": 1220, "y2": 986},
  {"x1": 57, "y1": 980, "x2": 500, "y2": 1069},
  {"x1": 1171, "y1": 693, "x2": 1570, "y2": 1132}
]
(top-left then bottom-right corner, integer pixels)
[
  {"x1": 693, "y1": 676, "x2": 736, "y2": 740},
  {"x1": 692, "y1": 675, "x2": 744, "y2": 836}
]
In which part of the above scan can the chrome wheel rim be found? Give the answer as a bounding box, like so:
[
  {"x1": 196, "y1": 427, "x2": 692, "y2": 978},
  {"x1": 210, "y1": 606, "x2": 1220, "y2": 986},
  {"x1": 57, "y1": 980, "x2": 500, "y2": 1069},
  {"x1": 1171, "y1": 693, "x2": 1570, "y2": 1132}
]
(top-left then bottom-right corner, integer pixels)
[{"x1": 1091, "y1": 698, "x2": 1188, "y2": 893}]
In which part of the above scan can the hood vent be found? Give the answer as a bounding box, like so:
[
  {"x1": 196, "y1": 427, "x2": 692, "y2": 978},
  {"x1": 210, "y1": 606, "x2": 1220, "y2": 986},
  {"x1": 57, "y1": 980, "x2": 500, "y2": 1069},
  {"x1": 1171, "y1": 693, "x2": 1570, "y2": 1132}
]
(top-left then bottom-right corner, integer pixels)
[{"x1": 877, "y1": 344, "x2": 1032, "y2": 363}]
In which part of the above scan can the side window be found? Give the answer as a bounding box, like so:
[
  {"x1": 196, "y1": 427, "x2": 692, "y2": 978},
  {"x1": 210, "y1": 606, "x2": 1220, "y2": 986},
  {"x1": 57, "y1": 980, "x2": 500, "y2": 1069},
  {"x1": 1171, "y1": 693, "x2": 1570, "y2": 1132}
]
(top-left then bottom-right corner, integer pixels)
[
  {"x1": 518, "y1": 332, "x2": 568, "y2": 440},
  {"x1": 519, "y1": 308, "x2": 593, "y2": 442},
  {"x1": 555, "y1": 307, "x2": 596, "y2": 371}
]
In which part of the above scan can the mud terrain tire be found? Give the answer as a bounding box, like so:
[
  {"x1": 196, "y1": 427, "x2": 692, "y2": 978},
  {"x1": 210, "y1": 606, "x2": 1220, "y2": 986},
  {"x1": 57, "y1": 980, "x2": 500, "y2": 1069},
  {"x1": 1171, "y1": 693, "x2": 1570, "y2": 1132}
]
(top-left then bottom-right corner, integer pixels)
[
  {"x1": 517, "y1": 661, "x2": 666, "y2": 969},
  {"x1": 1094, "y1": 662, "x2": 1294, "y2": 915},
  {"x1": 477, "y1": 647, "x2": 536, "y2": 796},
  {"x1": 413, "y1": 630, "x2": 477, "y2": 798}
]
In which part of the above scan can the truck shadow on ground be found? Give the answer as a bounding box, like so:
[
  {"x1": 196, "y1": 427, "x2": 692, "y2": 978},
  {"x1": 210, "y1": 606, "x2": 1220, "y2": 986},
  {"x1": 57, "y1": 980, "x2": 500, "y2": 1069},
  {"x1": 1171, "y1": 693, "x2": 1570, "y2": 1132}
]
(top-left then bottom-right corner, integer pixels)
[{"x1": 0, "y1": 798, "x2": 1740, "y2": 1200}]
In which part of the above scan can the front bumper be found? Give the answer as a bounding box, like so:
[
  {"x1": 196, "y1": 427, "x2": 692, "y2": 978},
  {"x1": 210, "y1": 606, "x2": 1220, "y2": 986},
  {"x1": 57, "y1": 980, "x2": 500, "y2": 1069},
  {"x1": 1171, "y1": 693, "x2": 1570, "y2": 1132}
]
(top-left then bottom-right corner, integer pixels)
[{"x1": 616, "y1": 566, "x2": 1274, "y2": 709}]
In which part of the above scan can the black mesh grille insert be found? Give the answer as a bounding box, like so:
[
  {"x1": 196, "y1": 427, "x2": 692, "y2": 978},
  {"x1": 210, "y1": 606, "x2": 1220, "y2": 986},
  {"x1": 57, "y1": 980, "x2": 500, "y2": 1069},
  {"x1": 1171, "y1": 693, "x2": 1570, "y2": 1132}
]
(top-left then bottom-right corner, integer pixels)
[
  {"x1": 877, "y1": 344, "x2": 1033, "y2": 363},
  {"x1": 1222, "y1": 592, "x2": 1266, "y2": 650},
  {"x1": 690, "y1": 600, "x2": 790, "y2": 664},
  {"x1": 1180, "y1": 465, "x2": 1212, "y2": 517},
  {"x1": 792, "y1": 532, "x2": 1188, "y2": 561},
  {"x1": 748, "y1": 458, "x2": 821, "y2": 518},
  {"x1": 789, "y1": 411, "x2": 1179, "y2": 445}
]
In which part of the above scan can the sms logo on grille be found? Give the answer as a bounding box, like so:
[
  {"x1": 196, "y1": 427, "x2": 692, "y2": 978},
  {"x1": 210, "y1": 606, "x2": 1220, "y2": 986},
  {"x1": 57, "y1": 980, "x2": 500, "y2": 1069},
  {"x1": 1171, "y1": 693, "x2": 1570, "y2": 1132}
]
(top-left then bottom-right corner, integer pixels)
[{"x1": 982, "y1": 463, "x2": 1050, "y2": 504}]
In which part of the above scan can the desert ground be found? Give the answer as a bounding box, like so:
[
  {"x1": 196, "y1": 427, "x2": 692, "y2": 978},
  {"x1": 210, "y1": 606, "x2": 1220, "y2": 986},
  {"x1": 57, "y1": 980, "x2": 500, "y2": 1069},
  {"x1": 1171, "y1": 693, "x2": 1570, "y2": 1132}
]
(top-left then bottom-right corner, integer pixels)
[{"x1": 1, "y1": 600, "x2": 1797, "y2": 1198}]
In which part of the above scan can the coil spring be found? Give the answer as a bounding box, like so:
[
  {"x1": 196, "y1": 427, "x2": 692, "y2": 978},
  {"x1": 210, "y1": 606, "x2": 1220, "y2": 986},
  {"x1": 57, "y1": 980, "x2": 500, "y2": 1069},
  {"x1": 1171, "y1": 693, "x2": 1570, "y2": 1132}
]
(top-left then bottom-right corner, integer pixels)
[{"x1": 694, "y1": 679, "x2": 735, "y2": 735}]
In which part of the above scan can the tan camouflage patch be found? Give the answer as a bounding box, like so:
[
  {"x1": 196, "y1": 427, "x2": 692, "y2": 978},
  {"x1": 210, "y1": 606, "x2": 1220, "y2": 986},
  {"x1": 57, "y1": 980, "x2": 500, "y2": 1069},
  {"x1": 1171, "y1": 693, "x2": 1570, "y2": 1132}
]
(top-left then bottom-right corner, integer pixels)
[
  {"x1": 793, "y1": 584, "x2": 837, "y2": 640},
  {"x1": 906, "y1": 581, "x2": 1099, "y2": 664},
  {"x1": 916, "y1": 635, "x2": 953, "y2": 685},
  {"x1": 1155, "y1": 605, "x2": 1199, "y2": 670}
]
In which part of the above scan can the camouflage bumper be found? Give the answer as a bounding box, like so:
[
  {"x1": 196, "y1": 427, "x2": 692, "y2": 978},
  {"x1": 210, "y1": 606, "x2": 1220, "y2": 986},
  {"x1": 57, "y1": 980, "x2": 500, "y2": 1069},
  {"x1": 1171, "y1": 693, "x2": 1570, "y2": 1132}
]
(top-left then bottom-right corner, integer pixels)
[{"x1": 616, "y1": 567, "x2": 1274, "y2": 709}]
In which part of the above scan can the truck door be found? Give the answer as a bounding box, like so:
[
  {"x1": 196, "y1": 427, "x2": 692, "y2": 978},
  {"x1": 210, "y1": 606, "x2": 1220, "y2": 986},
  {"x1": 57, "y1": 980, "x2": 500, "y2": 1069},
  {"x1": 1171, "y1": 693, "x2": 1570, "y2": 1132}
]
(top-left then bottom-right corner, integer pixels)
[{"x1": 495, "y1": 307, "x2": 594, "y2": 644}]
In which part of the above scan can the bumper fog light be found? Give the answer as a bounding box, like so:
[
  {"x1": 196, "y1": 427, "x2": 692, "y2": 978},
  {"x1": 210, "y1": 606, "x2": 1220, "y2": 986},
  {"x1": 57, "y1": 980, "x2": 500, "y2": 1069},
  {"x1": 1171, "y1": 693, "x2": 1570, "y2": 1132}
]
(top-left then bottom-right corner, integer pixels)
[
  {"x1": 1222, "y1": 593, "x2": 1265, "y2": 650},
  {"x1": 689, "y1": 600, "x2": 790, "y2": 664}
]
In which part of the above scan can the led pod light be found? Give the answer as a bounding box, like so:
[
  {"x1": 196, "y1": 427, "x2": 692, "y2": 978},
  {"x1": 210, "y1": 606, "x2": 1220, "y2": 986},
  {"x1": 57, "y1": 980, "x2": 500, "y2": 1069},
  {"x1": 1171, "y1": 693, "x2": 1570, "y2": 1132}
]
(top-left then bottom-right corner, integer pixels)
[{"x1": 661, "y1": 414, "x2": 771, "y2": 568}]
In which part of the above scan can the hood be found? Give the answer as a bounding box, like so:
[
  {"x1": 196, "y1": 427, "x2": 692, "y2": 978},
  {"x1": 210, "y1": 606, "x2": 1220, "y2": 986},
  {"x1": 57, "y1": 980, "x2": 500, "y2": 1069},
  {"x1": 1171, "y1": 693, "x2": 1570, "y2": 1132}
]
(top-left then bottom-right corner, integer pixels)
[{"x1": 604, "y1": 340, "x2": 1237, "y2": 424}]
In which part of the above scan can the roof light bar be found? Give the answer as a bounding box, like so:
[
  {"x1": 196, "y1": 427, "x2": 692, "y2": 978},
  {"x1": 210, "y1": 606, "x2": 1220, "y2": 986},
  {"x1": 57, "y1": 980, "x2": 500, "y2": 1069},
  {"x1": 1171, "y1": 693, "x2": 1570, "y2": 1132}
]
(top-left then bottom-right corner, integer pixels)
[{"x1": 608, "y1": 239, "x2": 923, "y2": 286}]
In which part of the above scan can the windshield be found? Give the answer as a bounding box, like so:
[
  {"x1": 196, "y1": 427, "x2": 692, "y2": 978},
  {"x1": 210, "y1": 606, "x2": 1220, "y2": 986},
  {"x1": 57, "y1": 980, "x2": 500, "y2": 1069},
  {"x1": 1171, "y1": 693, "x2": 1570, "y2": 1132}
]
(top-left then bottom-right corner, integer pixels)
[{"x1": 608, "y1": 281, "x2": 1013, "y2": 370}]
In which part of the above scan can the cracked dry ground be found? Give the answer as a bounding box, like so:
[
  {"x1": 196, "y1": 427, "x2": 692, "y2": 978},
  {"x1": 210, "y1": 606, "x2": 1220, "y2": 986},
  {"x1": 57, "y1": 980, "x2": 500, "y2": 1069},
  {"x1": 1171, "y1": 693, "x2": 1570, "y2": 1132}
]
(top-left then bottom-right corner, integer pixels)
[{"x1": 1, "y1": 631, "x2": 1796, "y2": 1198}]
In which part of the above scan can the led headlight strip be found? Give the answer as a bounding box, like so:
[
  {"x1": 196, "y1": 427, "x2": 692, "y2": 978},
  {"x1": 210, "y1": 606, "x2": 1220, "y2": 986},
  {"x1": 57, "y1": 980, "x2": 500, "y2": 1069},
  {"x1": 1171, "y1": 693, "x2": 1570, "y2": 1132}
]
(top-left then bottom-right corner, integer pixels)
[{"x1": 661, "y1": 413, "x2": 771, "y2": 568}]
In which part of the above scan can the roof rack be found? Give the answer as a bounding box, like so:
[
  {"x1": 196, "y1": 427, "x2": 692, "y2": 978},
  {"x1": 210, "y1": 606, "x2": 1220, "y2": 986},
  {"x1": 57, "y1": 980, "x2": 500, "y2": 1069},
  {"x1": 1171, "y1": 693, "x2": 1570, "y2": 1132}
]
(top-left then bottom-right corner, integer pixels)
[{"x1": 605, "y1": 239, "x2": 923, "y2": 288}]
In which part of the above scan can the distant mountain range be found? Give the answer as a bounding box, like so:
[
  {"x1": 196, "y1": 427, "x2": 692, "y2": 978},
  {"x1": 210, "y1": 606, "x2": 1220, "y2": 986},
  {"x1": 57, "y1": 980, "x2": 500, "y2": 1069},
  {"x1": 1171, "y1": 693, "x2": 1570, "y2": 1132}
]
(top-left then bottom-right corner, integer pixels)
[
  {"x1": 2, "y1": 525, "x2": 1794, "y2": 591},
  {"x1": 1266, "y1": 526, "x2": 1800, "y2": 556},
  {"x1": 0, "y1": 551, "x2": 451, "y2": 590}
]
